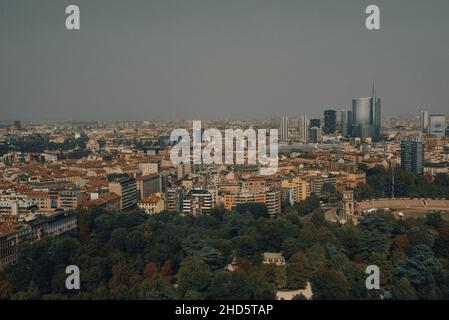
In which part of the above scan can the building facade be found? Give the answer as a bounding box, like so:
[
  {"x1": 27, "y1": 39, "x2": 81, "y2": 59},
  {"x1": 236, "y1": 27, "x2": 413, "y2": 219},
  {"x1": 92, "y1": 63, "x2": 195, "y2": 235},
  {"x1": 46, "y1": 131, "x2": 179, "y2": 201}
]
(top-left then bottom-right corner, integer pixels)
[
  {"x1": 401, "y1": 138, "x2": 425, "y2": 174},
  {"x1": 108, "y1": 174, "x2": 138, "y2": 210},
  {"x1": 323, "y1": 109, "x2": 337, "y2": 134}
]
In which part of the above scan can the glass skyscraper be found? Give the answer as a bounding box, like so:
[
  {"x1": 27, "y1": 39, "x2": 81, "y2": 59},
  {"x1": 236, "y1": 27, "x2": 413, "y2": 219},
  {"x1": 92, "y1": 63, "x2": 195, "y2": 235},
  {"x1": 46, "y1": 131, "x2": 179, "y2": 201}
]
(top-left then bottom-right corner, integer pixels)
[{"x1": 351, "y1": 84, "x2": 381, "y2": 140}]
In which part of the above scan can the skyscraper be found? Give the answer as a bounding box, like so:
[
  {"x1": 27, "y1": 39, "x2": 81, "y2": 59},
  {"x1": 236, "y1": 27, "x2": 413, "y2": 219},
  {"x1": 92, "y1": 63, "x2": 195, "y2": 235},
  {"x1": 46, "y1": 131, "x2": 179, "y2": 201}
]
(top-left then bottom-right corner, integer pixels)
[
  {"x1": 299, "y1": 115, "x2": 309, "y2": 142},
  {"x1": 429, "y1": 114, "x2": 446, "y2": 137},
  {"x1": 309, "y1": 127, "x2": 322, "y2": 143},
  {"x1": 323, "y1": 109, "x2": 337, "y2": 134},
  {"x1": 400, "y1": 137, "x2": 424, "y2": 174},
  {"x1": 341, "y1": 109, "x2": 353, "y2": 137},
  {"x1": 280, "y1": 115, "x2": 289, "y2": 141},
  {"x1": 13, "y1": 120, "x2": 21, "y2": 131},
  {"x1": 351, "y1": 83, "x2": 381, "y2": 140},
  {"x1": 419, "y1": 109, "x2": 429, "y2": 133},
  {"x1": 309, "y1": 118, "x2": 321, "y2": 129}
]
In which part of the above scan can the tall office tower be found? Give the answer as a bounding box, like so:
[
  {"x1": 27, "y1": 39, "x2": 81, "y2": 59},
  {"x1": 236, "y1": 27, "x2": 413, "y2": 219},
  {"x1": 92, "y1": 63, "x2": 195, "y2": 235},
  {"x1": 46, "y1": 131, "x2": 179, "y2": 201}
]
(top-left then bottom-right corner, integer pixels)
[
  {"x1": 429, "y1": 114, "x2": 446, "y2": 137},
  {"x1": 419, "y1": 109, "x2": 430, "y2": 133},
  {"x1": 280, "y1": 115, "x2": 289, "y2": 141},
  {"x1": 323, "y1": 109, "x2": 337, "y2": 134},
  {"x1": 309, "y1": 127, "x2": 322, "y2": 143},
  {"x1": 299, "y1": 114, "x2": 309, "y2": 141},
  {"x1": 341, "y1": 109, "x2": 353, "y2": 137},
  {"x1": 351, "y1": 83, "x2": 381, "y2": 140},
  {"x1": 309, "y1": 118, "x2": 321, "y2": 128},
  {"x1": 13, "y1": 120, "x2": 21, "y2": 131},
  {"x1": 400, "y1": 137, "x2": 424, "y2": 174}
]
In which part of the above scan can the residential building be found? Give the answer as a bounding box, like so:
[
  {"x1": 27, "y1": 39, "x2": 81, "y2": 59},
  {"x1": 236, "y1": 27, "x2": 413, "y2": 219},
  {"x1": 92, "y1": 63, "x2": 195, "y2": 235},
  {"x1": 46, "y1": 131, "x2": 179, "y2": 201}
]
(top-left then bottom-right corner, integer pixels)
[
  {"x1": 401, "y1": 137, "x2": 425, "y2": 174},
  {"x1": 136, "y1": 174, "x2": 161, "y2": 200},
  {"x1": 137, "y1": 193, "x2": 165, "y2": 214},
  {"x1": 323, "y1": 109, "x2": 337, "y2": 134},
  {"x1": 108, "y1": 174, "x2": 137, "y2": 210},
  {"x1": 182, "y1": 189, "x2": 213, "y2": 215}
]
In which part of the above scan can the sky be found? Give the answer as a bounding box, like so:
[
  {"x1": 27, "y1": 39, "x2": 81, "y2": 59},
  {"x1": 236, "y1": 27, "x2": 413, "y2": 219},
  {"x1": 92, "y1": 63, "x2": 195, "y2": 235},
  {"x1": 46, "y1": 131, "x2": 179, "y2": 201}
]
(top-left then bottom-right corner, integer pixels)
[{"x1": 1, "y1": 0, "x2": 448, "y2": 121}]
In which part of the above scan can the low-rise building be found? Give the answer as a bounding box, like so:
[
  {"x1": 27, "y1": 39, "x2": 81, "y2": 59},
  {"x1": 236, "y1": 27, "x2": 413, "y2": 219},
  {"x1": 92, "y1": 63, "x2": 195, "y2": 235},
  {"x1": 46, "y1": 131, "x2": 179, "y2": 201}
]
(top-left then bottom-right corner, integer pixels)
[
  {"x1": 262, "y1": 252, "x2": 286, "y2": 266},
  {"x1": 137, "y1": 193, "x2": 165, "y2": 214},
  {"x1": 0, "y1": 222, "x2": 30, "y2": 270}
]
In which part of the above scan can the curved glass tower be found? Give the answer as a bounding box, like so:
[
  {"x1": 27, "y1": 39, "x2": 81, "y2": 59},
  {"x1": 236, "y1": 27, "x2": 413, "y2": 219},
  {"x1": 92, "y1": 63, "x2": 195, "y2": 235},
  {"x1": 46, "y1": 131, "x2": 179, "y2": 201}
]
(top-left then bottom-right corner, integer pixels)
[{"x1": 351, "y1": 84, "x2": 381, "y2": 140}]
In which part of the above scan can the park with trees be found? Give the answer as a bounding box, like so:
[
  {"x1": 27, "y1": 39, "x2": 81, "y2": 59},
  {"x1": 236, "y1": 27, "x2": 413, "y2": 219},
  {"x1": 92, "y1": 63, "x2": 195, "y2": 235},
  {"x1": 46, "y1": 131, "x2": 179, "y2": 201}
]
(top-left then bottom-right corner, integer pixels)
[{"x1": 1, "y1": 195, "x2": 449, "y2": 300}]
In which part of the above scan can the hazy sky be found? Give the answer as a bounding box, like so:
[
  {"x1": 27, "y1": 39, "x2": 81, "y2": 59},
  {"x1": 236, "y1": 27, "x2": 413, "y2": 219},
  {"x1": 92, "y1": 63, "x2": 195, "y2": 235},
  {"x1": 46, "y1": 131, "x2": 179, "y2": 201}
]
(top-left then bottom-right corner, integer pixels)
[{"x1": 1, "y1": 0, "x2": 448, "y2": 121}]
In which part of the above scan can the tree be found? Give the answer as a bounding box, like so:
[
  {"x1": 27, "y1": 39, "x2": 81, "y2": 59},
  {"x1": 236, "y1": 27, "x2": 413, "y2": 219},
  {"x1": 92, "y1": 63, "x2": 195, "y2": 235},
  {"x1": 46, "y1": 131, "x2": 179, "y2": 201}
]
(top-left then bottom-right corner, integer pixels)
[
  {"x1": 181, "y1": 235, "x2": 226, "y2": 270},
  {"x1": 294, "y1": 195, "x2": 320, "y2": 216},
  {"x1": 143, "y1": 262, "x2": 158, "y2": 279},
  {"x1": 425, "y1": 212, "x2": 444, "y2": 229},
  {"x1": 359, "y1": 214, "x2": 391, "y2": 260},
  {"x1": 110, "y1": 228, "x2": 128, "y2": 251},
  {"x1": 248, "y1": 268, "x2": 276, "y2": 300},
  {"x1": 286, "y1": 252, "x2": 308, "y2": 289},
  {"x1": 126, "y1": 230, "x2": 145, "y2": 254},
  {"x1": 391, "y1": 278, "x2": 418, "y2": 300},
  {"x1": 76, "y1": 206, "x2": 92, "y2": 241},
  {"x1": 434, "y1": 225, "x2": 449, "y2": 259},
  {"x1": 354, "y1": 182, "x2": 374, "y2": 201},
  {"x1": 321, "y1": 183, "x2": 337, "y2": 204},
  {"x1": 138, "y1": 275, "x2": 175, "y2": 300},
  {"x1": 0, "y1": 279, "x2": 13, "y2": 300},
  {"x1": 339, "y1": 224, "x2": 360, "y2": 259},
  {"x1": 160, "y1": 260, "x2": 174, "y2": 282},
  {"x1": 236, "y1": 203, "x2": 269, "y2": 219},
  {"x1": 311, "y1": 269, "x2": 351, "y2": 300},
  {"x1": 398, "y1": 245, "x2": 441, "y2": 299},
  {"x1": 311, "y1": 210, "x2": 326, "y2": 228},
  {"x1": 207, "y1": 270, "x2": 252, "y2": 300},
  {"x1": 392, "y1": 234, "x2": 410, "y2": 253},
  {"x1": 177, "y1": 256, "x2": 212, "y2": 298},
  {"x1": 233, "y1": 236, "x2": 260, "y2": 264}
]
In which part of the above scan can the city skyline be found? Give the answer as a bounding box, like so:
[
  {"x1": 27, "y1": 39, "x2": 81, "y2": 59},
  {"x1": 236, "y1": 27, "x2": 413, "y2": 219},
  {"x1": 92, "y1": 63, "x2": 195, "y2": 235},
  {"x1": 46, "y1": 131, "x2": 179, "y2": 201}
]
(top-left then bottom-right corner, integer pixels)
[{"x1": 1, "y1": 0, "x2": 449, "y2": 121}]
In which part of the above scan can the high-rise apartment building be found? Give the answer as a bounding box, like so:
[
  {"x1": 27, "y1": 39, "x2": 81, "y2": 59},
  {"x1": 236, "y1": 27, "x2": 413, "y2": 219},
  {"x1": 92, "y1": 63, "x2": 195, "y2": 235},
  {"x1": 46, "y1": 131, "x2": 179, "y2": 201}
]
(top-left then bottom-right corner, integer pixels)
[
  {"x1": 182, "y1": 189, "x2": 213, "y2": 215},
  {"x1": 309, "y1": 173, "x2": 337, "y2": 197},
  {"x1": 309, "y1": 118, "x2": 321, "y2": 129},
  {"x1": 178, "y1": 164, "x2": 192, "y2": 179},
  {"x1": 136, "y1": 174, "x2": 161, "y2": 200},
  {"x1": 165, "y1": 187, "x2": 182, "y2": 212},
  {"x1": 57, "y1": 189, "x2": 87, "y2": 210},
  {"x1": 108, "y1": 174, "x2": 138, "y2": 210},
  {"x1": 400, "y1": 137, "x2": 425, "y2": 174},
  {"x1": 323, "y1": 109, "x2": 337, "y2": 134},
  {"x1": 281, "y1": 177, "x2": 310, "y2": 204}
]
